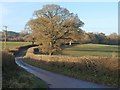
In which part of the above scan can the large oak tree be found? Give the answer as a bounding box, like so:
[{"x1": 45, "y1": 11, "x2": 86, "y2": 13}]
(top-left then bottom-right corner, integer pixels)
[{"x1": 26, "y1": 4, "x2": 84, "y2": 55}]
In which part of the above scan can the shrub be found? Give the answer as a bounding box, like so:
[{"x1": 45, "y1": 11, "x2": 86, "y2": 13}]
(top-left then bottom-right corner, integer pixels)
[{"x1": 25, "y1": 47, "x2": 119, "y2": 87}]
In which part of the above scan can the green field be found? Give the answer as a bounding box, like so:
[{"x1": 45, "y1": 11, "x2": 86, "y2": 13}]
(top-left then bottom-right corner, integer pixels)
[
  {"x1": 60, "y1": 44, "x2": 119, "y2": 57},
  {"x1": 0, "y1": 42, "x2": 32, "y2": 51},
  {"x1": 0, "y1": 42, "x2": 119, "y2": 57},
  {"x1": 0, "y1": 42, "x2": 31, "y2": 47}
]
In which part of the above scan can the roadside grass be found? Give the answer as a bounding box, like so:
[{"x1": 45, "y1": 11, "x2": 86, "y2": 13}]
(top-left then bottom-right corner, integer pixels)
[
  {"x1": 23, "y1": 57, "x2": 119, "y2": 87},
  {"x1": 23, "y1": 44, "x2": 119, "y2": 87},
  {"x1": 59, "y1": 44, "x2": 119, "y2": 57},
  {"x1": 1, "y1": 46, "x2": 47, "y2": 88}
]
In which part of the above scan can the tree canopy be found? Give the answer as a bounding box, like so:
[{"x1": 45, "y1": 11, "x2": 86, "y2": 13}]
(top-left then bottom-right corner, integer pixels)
[{"x1": 26, "y1": 4, "x2": 84, "y2": 55}]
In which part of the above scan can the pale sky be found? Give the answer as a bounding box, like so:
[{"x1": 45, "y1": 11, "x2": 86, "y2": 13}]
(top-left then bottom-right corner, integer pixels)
[{"x1": 0, "y1": 2, "x2": 118, "y2": 35}]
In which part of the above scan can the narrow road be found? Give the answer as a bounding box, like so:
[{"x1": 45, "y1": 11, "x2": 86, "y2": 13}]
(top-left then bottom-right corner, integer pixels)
[{"x1": 15, "y1": 48, "x2": 111, "y2": 88}]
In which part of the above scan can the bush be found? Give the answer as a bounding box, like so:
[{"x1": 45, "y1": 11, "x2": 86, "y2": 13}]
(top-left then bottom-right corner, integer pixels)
[
  {"x1": 2, "y1": 47, "x2": 47, "y2": 88},
  {"x1": 24, "y1": 47, "x2": 119, "y2": 87}
]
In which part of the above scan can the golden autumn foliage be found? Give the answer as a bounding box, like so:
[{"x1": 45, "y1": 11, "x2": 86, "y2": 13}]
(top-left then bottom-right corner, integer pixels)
[{"x1": 26, "y1": 4, "x2": 84, "y2": 55}]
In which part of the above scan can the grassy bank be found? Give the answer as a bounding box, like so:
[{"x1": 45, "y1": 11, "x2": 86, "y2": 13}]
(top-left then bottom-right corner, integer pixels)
[
  {"x1": 23, "y1": 56, "x2": 119, "y2": 87},
  {"x1": 1, "y1": 46, "x2": 47, "y2": 88},
  {"x1": 23, "y1": 44, "x2": 119, "y2": 87}
]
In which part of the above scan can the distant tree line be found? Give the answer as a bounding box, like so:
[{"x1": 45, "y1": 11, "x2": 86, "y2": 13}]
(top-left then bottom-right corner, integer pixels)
[
  {"x1": 0, "y1": 30, "x2": 119, "y2": 45},
  {"x1": 0, "y1": 31, "x2": 32, "y2": 42},
  {"x1": 78, "y1": 32, "x2": 120, "y2": 45}
]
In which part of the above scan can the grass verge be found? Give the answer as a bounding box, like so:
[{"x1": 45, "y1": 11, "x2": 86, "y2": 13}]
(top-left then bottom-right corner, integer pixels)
[
  {"x1": 23, "y1": 45, "x2": 119, "y2": 87},
  {"x1": 1, "y1": 51, "x2": 47, "y2": 89},
  {"x1": 23, "y1": 57, "x2": 119, "y2": 88}
]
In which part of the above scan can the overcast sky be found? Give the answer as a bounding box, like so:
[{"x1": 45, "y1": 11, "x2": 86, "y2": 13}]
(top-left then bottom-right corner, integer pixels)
[{"x1": 0, "y1": 2, "x2": 118, "y2": 35}]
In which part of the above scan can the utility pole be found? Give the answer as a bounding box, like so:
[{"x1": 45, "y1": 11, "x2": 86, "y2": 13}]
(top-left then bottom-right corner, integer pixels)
[{"x1": 3, "y1": 26, "x2": 8, "y2": 49}]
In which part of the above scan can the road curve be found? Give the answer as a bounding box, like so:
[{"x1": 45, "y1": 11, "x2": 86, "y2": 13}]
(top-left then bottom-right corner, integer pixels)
[{"x1": 15, "y1": 57, "x2": 111, "y2": 88}]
